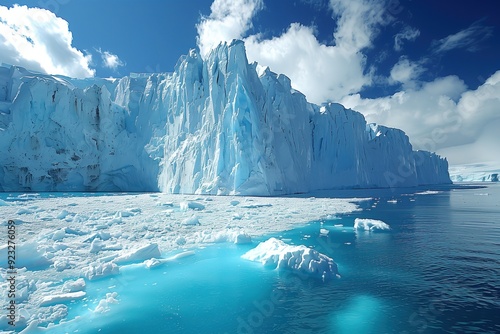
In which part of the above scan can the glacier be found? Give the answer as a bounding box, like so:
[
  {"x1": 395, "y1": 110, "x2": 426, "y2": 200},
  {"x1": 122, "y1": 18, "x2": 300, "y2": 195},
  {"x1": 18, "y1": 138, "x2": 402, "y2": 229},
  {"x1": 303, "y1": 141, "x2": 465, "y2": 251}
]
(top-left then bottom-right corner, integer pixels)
[
  {"x1": 448, "y1": 162, "x2": 500, "y2": 183},
  {"x1": 0, "y1": 40, "x2": 451, "y2": 195}
]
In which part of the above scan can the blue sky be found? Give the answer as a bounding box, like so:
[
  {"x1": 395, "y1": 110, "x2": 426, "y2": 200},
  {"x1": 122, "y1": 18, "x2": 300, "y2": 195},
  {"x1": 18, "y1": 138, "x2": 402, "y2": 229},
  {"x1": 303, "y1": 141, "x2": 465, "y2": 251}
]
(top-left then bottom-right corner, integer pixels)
[{"x1": 0, "y1": 0, "x2": 499, "y2": 164}]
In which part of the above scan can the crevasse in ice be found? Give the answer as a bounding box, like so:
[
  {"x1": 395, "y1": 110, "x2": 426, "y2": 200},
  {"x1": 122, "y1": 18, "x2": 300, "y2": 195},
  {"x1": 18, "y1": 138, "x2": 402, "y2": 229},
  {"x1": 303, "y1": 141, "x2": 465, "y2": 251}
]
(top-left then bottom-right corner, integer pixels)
[{"x1": 0, "y1": 40, "x2": 451, "y2": 194}]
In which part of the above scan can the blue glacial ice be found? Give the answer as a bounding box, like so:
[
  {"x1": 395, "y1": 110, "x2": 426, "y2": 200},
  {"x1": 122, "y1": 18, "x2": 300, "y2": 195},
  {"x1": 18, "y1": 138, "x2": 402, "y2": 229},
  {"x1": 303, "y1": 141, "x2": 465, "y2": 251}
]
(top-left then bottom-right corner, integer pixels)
[{"x1": 0, "y1": 40, "x2": 451, "y2": 194}]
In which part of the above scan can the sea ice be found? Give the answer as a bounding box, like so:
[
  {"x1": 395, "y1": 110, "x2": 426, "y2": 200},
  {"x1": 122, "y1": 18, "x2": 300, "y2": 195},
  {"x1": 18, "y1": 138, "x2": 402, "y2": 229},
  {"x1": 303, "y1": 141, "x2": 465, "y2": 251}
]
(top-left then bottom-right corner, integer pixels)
[{"x1": 0, "y1": 192, "x2": 360, "y2": 331}]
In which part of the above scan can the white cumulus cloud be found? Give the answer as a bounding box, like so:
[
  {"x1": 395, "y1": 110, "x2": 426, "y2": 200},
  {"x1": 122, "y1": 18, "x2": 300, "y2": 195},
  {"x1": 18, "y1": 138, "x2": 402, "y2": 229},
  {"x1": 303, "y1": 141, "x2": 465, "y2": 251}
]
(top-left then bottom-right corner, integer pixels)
[
  {"x1": 389, "y1": 57, "x2": 425, "y2": 87},
  {"x1": 197, "y1": 0, "x2": 394, "y2": 104},
  {"x1": 0, "y1": 4, "x2": 95, "y2": 78},
  {"x1": 98, "y1": 49, "x2": 125, "y2": 70},
  {"x1": 341, "y1": 72, "x2": 500, "y2": 164},
  {"x1": 196, "y1": 0, "x2": 264, "y2": 58}
]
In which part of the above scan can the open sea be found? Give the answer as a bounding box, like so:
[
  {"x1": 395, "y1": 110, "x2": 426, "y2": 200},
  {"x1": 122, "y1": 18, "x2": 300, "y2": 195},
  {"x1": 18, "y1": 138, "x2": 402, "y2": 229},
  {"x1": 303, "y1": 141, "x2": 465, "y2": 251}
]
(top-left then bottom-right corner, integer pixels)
[{"x1": 34, "y1": 183, "x2": 500, "y2": 333}]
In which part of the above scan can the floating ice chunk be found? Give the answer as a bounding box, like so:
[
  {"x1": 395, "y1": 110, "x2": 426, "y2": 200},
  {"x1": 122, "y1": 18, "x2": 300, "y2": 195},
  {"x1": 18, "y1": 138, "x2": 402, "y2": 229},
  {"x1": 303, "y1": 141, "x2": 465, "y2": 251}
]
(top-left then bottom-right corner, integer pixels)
[
  {"x1": 113, "y1": 243, "x2": 161, "y2": 264},
  {"x1": 40, "y1": 291, "x2": 86, "y2": 307},
  {"x1": 144, "y1": 251, "x2": 195, "y2": 269},
  {"x1": 56, "y1": 210, "x2": 71, "y2": 219},
  {"x1": 83, "y1": 262, "x2": 119, "y2": 280},
  {"x1": 115, "y1": 208, "x2": 140, "y2": 218},
  {"x1": 51, "y1": 228, "x2": 67, "y2": 241},
  {"x1": 0, "y1": 241, "x2": 51, "y2": 270},
  {"x1": 234, "y1": 233, "x2": 252, "y2": 244},
  {"x1": 62, "y1": 278, "x2": 86, "y2": 293},
  {"x1": 64, "y1": 227, "x2": 86, "y2": 236},
  {"x1": 85, "y1": 231, "x2": 111, "y2": 243},
  {"x1": 387, "y1": 199, "x2": 398, "y2": 204},
  {"x1": 320, "y1": 228, "x2": 329, "y2": 235},
  {"x1": 415, "y1": 190, "x2": 441, "y2": 195},
  {"x1": 354, "y1": 218, "x2": 390, "y2": 232},
  {"x1": 175, "y1": 236, "x2": 186, "y2": 245},
  {"x1": 143, "y1": 258, "x2": 162, "y2": 268},
  {"x1": 242, "y1": 238, "x2": 339, "y2": 281},
  {"x1": 94, "y1": 292, "x2": 119, "y2": 313},
  {"x1": 90, "y1": 239, "x2": 104, "y2": 253},
  {"x1": 240, "y1": 203, "x2": 272, "y2": 209},
  {"x1": 98, "y1": 231, "x2": 111, "y2": 240},
  {"x1": 192, "y1": 229, "x2": 252, "y2": 244},
  {"x1": 157, "y1": 201, "x2": 174, "y2": 207},
  {"x1": 230, "y1": 200, "x2": 240, "y2": 206},
  {"x1": 19, "y1": 305, "x2": 67, "y2": 330},
  {"x1": 182, "y1": 215, "x2": 201, "y2": 226},
  {"x1": 53, "y1": 259, "x2": 71, "y2": 271},
  {"x1": 0, "y1": 199, "x2": 11, "y2": 206},
  {"x1": 180, "y1": 201, "x2": 206, "y2": 211}
]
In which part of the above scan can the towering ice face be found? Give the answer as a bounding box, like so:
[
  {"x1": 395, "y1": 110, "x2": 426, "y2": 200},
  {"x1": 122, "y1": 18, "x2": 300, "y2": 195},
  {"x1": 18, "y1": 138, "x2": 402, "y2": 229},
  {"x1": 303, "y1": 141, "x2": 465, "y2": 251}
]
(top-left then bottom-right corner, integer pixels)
[{"x1": 0, "y1": 41, "x2": 451, "y2": 194}]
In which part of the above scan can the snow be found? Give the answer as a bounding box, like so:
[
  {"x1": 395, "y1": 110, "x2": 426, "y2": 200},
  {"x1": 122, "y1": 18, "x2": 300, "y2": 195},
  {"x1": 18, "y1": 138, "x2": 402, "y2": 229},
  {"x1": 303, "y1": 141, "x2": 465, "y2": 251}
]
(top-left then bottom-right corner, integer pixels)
[
  {"x1": 354, "y1": 218, "x2": 391, "y2": 232},
  {"x1": 242, "y1": 237, "x2": 339, "y2": 281},
  {"x1": 0, "y1": 192, "x2": 360, "y2": 332},
  {"x1": 449, "y1": 162, "x2": 500, "y2": 183},
  {"x1": 0, "y1": 40, "x2": 450, "y2": 195}
]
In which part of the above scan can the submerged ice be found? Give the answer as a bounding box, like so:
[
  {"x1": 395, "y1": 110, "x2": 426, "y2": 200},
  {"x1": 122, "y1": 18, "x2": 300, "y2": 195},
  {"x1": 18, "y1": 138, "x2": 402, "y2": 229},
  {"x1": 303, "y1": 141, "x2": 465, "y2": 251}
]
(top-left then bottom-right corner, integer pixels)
[{"x1": 0, "y1": 40, "x2": 450, "y2": 194}]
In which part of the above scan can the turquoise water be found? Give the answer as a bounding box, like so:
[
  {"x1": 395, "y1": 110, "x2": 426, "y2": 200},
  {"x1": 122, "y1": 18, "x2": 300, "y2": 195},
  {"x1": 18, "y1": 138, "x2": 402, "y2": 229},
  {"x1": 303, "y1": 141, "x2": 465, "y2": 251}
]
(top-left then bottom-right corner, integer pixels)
[{"x1": 12, "y1": 184, "x2": 500, "y2": 333}]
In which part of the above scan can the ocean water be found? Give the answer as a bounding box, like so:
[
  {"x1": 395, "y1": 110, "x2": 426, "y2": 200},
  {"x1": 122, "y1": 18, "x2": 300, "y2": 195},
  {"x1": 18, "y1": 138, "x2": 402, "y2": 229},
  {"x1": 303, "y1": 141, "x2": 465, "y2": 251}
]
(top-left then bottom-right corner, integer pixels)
[{"x1": 45, "y1": 184, "x2": 500, "y2": 333}]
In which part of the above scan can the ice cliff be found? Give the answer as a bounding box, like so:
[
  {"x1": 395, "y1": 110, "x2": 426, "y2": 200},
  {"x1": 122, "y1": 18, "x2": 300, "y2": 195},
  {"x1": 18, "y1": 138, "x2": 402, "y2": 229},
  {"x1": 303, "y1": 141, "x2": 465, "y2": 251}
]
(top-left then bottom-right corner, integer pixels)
[{"x1": 0, "y1": 40, "x2": 451, "y2": 194}]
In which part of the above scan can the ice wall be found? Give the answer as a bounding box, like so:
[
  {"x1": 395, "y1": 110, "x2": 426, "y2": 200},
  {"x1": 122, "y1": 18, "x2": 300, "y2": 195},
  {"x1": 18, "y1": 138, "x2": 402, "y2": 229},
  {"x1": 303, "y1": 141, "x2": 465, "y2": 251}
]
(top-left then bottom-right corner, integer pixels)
[{"x1": 0, "y1": 41, "x2": 451, "y2": 194}]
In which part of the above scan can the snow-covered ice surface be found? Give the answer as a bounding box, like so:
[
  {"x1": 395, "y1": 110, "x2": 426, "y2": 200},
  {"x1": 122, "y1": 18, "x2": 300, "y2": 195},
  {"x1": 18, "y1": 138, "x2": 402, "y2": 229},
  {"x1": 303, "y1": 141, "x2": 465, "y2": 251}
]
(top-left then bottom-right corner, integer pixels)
[
  {"x1": 0, "y1": 192, "x2": 360, "y2": 332},
  {"x1": 449, "y1": 162, "x2": 500, "y2": 182},
  {"x1": 0, "y1": 40, "x2": 450, "y2": 194}
]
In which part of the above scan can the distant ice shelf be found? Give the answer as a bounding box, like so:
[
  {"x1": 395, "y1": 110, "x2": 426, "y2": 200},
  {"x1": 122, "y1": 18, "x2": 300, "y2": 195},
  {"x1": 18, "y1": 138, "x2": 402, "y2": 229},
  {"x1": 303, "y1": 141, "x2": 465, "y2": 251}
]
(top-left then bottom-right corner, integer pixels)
[
  {"x1": 0, "y1": 40, "x2": 451, "y2": 195},
  {"x1": 449, "y1": 162, "x2": 500, "y2": 183}
]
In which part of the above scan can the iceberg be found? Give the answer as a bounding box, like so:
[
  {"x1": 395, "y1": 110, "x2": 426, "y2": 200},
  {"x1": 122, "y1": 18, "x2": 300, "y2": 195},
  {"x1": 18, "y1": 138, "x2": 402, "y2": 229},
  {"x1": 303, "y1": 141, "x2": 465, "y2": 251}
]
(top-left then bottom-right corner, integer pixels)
[
  {"x1": 0, "y1": 41, "x2": 451, "y2": 194},
  {"x1": 242, "y1": 237, "x2": 339, "y2": 281},
  {"x1": 353, "y1": 218, "x2": 391, "y2": 232}
]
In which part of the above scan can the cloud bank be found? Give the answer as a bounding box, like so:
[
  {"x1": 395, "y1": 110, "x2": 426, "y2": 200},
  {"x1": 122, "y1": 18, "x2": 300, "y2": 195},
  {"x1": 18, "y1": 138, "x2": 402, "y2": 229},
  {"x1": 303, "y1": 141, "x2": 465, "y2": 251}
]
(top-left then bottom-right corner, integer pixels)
[
  {"x1": 0, "y1": 5, "x2": 94, "y2": 78},
  {"x1": 197, "y1": 0, "x2": 394, "y2": 103}
]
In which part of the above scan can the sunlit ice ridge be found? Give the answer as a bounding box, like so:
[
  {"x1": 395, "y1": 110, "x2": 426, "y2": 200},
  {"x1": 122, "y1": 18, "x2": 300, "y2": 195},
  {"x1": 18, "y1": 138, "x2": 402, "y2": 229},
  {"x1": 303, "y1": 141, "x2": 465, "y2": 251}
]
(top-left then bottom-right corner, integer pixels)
[{"x1": 0, "y1": 40, "x2": 451, "y2": 195}]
